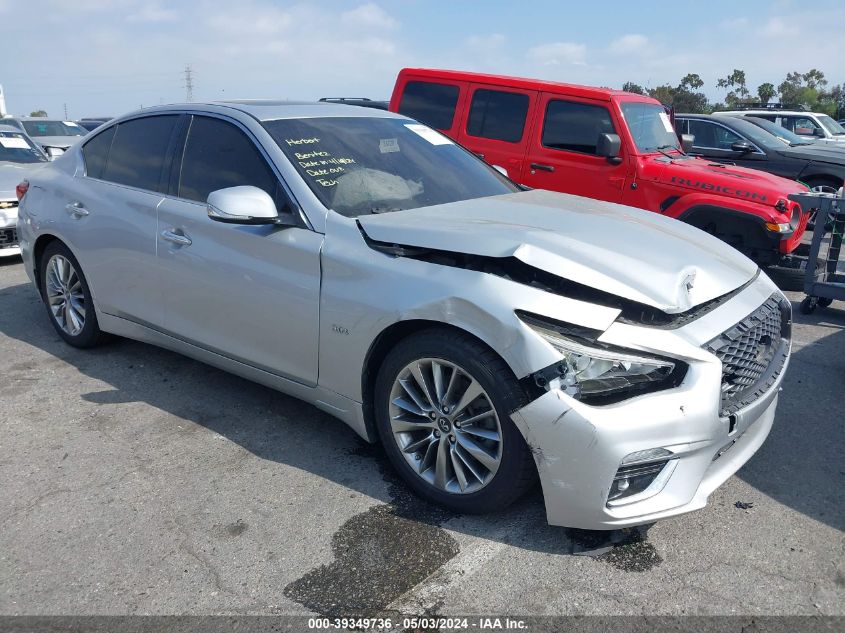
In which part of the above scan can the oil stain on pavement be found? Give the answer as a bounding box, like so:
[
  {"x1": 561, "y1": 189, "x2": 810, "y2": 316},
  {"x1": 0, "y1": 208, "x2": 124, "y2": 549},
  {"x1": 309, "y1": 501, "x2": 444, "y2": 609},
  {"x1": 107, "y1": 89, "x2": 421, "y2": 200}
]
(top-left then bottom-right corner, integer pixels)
[
  {"x1": 283, "y1": 442, "x2": 459, "y2": 616},
  {"x1": 567, "y1": 526, "x2": 662, "y2": 572}
]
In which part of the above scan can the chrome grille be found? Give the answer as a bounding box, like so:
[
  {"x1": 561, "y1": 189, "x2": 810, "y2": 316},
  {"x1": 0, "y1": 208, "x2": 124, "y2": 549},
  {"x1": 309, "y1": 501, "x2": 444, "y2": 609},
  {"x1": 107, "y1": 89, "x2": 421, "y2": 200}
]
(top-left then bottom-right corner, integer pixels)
[
  {"x1": 705, "y1": 295, "x2": 791, "y2": 416},
  {"x1": 0, "y1": 227, "x2": 18, "y2": 249}
]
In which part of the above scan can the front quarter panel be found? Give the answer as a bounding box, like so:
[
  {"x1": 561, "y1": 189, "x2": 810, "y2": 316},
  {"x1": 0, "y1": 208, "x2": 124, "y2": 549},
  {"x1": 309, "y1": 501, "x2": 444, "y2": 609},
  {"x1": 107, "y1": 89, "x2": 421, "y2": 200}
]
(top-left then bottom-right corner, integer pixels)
[{"x1": 317, "y1": 211, "x2": 621, "y2": 403}]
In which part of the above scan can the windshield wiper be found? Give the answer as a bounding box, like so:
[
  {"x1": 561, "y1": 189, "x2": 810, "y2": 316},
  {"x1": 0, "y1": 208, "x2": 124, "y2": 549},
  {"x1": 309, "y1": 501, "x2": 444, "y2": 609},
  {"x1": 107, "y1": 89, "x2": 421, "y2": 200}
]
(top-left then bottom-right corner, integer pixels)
[
  {"x1": 654, "y1": 144, "x2": 682, "y2": 160},
  {"x1": 368, "y1": 206, "x2": 402, "y2": 214}
]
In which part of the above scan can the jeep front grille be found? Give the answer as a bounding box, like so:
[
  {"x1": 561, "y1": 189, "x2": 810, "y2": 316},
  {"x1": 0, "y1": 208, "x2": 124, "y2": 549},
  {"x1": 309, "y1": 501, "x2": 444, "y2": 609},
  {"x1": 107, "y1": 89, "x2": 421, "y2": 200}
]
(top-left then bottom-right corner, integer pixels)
[{"x1": 705, "y1": 294, "x2": 791, "y2": 416}]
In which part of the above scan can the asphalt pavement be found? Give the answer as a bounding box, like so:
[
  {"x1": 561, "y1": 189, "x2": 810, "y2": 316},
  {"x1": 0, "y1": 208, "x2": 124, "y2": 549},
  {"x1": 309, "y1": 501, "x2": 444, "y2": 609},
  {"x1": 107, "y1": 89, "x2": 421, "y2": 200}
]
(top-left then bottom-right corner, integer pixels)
[{"x1": 0, "y1": 255, "x2": 843, "y2": 618}]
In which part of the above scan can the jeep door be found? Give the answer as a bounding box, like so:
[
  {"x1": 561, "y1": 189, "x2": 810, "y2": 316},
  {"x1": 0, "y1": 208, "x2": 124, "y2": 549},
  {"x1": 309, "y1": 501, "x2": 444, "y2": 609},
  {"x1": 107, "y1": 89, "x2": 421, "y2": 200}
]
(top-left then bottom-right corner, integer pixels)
[
  {"x1": 454, "y1": 85, "x2": 537, "y2": 181},
  {"x1": 156, "y1": 114, "x2": 322, "y2": 386},
  {"x1": 520, "y1": 94, "x2": 626, "y2": 201}
]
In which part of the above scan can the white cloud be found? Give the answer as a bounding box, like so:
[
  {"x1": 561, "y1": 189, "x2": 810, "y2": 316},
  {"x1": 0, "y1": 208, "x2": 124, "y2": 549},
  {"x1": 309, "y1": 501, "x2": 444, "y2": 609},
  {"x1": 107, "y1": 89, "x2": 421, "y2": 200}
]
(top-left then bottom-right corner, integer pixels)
[
  {"x1": 127, "y1": 4, "x2": 177, "y2": 23},
  {"x1": 762, "y1": 16, "x2": 789, "y2": 37},
  {"x1": 465, "y1": 33, "x2": 507, "y2": 53},
  {"x1": 526, "y1": 42, "x2": 587, "y2": 67},
  {"x1": 341, "y1": 3, "x2": 398, "y2": 30},
  {"x1": 609, "y1": 34, "x2": 649, "y2": 55}
]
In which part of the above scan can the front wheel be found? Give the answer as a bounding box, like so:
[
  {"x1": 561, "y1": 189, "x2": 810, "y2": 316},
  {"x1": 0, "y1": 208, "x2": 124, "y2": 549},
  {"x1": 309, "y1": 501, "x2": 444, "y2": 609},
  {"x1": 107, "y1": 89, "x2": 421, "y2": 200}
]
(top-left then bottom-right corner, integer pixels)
[
  {"x1": 39, "y1": 241, "x2": 106, "y2": 348},
  {"x1": 374, "y1": 329, "x2": 536, "y2": 514}
]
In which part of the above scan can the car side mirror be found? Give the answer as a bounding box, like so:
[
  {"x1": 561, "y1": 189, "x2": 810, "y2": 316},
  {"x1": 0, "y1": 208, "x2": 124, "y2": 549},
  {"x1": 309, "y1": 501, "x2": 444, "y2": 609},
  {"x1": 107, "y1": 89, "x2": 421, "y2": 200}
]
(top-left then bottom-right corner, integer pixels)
[
  {"x1": 680, "y1": 134, "x2": 694, "y2": 153},
  {"x1": 596, "y1": 133, "x2": 622, "y2": 164},
  {"x1": 207, "y1": 186, "x2": 294, "y2": 226},
  {"x1": 814, "y1": 128, "x2": 826, "y2": 138},
  {"x1": 730, "y1": 140, "x2": 753, "y2": 153}
]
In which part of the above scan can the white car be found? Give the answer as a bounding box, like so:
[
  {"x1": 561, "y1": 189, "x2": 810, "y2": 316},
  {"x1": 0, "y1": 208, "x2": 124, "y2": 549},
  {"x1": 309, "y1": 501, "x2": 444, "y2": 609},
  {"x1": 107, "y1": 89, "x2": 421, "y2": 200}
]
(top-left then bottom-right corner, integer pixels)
[
  {"x1": 715, "y1": 110, "x2": 845, "y2": 146},
  {"x1": 0, "y1": 124, "x2": 48, "y2": 257}
]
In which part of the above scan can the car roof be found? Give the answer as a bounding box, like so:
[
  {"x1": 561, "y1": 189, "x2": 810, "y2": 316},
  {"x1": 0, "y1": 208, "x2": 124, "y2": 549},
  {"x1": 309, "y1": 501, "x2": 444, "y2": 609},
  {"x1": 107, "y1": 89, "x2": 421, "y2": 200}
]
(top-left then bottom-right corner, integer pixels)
[
  {"x1": 121, "y1": 101, "x2": 405, "y2": 123},
  {"x1": 718, "y1": 109, "x2": 826, "y2": 117},
  {"x1": 396, "y1": 67, "x2": 653, "y2": 102},
  {"x1": 0, "y1": 124, "x2": 24, "y2": 132}
]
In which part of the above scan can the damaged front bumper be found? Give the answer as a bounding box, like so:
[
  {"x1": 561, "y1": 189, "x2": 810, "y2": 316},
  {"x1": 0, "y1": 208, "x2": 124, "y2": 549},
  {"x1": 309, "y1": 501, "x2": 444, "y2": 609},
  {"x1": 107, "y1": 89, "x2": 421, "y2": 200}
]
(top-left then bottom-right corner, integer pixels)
[{"x1": 511, "y1": 320, "x2": 788, "y2": 531}]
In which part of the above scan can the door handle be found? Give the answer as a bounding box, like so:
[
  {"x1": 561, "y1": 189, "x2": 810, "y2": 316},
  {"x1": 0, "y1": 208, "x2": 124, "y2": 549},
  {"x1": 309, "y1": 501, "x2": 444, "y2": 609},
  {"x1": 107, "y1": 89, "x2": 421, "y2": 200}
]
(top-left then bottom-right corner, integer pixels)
[
  {"x1": 160, "y1": 229, "x2": 192, "y2": 247},
  {"x1": 530, "y1": 163, "x2": 555, "y2": 172},
  {"x1": 65, "y1": 201, "x2": 89, "y2": 217}
]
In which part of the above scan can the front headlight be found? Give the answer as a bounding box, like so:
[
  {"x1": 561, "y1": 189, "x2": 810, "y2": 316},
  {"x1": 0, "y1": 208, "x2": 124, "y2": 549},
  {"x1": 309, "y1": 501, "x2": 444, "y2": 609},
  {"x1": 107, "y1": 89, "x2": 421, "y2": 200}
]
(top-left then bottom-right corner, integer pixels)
[{"x1": 520, "y1": 313, "x2": 683, "y2": 403}]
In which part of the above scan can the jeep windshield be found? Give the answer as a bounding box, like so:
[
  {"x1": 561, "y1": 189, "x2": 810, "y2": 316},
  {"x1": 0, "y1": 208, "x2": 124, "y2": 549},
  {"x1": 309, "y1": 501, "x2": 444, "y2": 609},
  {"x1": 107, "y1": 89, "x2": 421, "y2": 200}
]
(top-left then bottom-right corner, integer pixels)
[
  {"x1": 263, "y1": 117, "x2": 518, "y2": 217},
  {"x1": 620, "y1": 102, "x2": 681, "y2": 153},
  {"x1": 818, "y1": 115, "x2": 845, "y2": 136}
]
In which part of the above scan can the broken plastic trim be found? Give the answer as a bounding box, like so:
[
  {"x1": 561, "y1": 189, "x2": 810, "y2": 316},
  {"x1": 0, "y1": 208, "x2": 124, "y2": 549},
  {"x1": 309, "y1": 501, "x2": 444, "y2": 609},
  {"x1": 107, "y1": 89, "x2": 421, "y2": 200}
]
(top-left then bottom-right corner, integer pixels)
[{"x1": 358, "y1": 222, "x2": 759, "y2": 329}]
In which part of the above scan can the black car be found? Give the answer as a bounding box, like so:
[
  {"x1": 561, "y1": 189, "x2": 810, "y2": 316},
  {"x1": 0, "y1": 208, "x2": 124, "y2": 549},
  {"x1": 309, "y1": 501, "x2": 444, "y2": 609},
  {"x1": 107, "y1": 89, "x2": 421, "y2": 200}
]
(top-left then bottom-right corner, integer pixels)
[
  {"x1": 675, "y1": 113, "x2": 845, "y2": 194},
  {"x1": 76, "y1": 117, "x2": 113, "y2": 132}
]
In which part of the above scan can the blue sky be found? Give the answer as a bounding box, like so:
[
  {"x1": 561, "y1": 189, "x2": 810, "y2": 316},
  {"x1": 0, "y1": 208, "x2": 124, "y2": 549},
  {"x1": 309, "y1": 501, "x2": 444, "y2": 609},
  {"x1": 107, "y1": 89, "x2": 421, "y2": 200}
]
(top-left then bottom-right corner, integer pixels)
[{"x1": 1, "y1": 0, "x2": 843, "y2": 118}]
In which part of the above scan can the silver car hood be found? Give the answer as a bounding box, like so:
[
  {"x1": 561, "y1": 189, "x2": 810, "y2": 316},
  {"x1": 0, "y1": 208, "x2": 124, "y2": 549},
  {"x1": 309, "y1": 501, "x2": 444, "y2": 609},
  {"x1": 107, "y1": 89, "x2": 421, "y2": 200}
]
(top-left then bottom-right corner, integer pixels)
[
  {"x1": 357, "y1": 189, "x2": 759, "y2": 313},
  {"x1": 0, "y1": 161, "x2": 46, "y2": 199}
]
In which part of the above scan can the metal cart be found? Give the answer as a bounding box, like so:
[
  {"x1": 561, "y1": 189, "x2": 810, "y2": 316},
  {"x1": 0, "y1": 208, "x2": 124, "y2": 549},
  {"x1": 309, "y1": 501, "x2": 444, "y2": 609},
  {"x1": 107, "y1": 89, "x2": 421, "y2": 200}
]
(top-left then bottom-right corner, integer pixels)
[{"x1": 787, "y1": 190, "x2": 845, "y2": 314}]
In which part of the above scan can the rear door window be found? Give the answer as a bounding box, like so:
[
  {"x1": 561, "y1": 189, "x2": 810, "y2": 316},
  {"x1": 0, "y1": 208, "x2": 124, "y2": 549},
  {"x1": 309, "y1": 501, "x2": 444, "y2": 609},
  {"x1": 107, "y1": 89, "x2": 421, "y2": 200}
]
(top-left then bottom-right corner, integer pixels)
[
  {"x1": 177, "y1": 116, "x2": 280, "y2": 204},
  {"x1": 397, "y1": 81, "x2": 460, "y2": 131},
  {"x1": 541, "y1": 100, "x2": 616, "y2": 155},
  {"x1": 784, "y1": 116, "x2": 822, "y2": 136},
  {"x1": 82, "y1": 125, "x2": 116, "y2": 179},
  {"x1": 466, "y1": 89, "x2": 530, "y2": 143},
  {"x1": 687, "y1": 120, "x2": 743, "y2": 150},
  {"x1": 101, "y1": 115, "x2": 179, "y2": 191}
]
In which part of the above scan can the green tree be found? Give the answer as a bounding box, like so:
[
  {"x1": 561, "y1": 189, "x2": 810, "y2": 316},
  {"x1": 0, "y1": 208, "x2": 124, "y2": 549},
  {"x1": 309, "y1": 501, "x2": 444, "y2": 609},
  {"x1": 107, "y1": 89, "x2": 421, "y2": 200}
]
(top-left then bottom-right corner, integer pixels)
[
  {"x1": 757, "y1": 82, "x2": 776, "y2": 104},
  {"x1": 717, "y1": 69, "x2": 751, "y2": 107},
  {"x1": 778, "y1": 69, "x2": 828, "y2": 109},
  {"x1": 645, "y1": 75, "x2": 709, "y2": 113},
  {"x1": 621, "y1": 81, "x2": 646, "y2": 95},
  {"x1": 29, "y1": 110, "x2": 47, "y2": 117}
]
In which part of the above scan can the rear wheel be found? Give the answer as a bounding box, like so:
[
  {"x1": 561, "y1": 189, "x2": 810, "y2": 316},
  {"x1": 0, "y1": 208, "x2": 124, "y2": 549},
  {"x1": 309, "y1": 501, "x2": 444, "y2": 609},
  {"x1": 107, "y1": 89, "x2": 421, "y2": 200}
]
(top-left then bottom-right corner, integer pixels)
[
  {"x1": 374, "y1": 329, "x2": 536, "y2": 514},
  {"x1": 39, "y1": 241, "x2": 106, "y2": 348}
]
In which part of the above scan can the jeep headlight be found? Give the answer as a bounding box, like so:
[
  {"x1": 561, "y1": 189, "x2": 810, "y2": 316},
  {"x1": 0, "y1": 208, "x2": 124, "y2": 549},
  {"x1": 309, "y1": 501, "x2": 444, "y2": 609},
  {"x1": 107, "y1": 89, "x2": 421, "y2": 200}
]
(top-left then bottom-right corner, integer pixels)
[{"x1": 520, "y1": 313, "x2": 683, "y2": 403}]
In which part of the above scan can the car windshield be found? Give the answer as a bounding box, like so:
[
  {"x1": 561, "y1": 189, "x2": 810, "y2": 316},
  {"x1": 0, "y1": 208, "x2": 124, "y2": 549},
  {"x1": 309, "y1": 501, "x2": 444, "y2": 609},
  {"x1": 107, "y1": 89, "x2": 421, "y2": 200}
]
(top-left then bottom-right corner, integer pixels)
[
  {"x1": 619, "y1": 102, "x2": 680, "y2": 152},
  {"x1": 22, "y1": 120, "x2": 86, "y2": 137},
  {"x1": 0, "y1": 131, "x2": 48, "y2": 164},
  {"x1": 744, "y1": 117, "x2": 812, "y2": 146},
  {"x1": 721, "y1": 117, "x2": 785, "y2": 151},
  {"x1": 263, "y1": 116, "x2": 519, "y2": 217},
  {"x1": 818, "y1": 115, "x2": 845, "y2": 136}
]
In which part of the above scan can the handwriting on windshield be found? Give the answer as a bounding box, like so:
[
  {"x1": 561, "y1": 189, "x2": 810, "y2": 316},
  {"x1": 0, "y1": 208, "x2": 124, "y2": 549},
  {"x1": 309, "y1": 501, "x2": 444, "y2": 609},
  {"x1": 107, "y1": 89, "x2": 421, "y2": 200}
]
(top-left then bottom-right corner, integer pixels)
[{"x1": 286, "y1": 138, "x2": 356, "y2": 187}]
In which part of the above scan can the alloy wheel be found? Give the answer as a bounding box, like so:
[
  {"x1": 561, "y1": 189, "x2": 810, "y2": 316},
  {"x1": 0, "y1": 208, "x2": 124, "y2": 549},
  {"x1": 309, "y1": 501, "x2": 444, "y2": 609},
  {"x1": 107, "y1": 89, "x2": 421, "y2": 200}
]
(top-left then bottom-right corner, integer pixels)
[
  {"x1": 45, "y1": 254, "x2": 86, "y2": 336},
  {"x1": 387, "y1": 358, "x2": 503, "y2": 494}
]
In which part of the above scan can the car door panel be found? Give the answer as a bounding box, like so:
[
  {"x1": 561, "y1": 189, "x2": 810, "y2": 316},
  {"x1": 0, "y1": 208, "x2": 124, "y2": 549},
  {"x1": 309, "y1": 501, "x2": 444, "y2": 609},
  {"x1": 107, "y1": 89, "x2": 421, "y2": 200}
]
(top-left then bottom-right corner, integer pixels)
[
  {"x1": 157, "y1": 199, "x2": 322, "y2": 385},
  {"x1": 520, "y1": 93, "x2": 626, "y2": 202}
]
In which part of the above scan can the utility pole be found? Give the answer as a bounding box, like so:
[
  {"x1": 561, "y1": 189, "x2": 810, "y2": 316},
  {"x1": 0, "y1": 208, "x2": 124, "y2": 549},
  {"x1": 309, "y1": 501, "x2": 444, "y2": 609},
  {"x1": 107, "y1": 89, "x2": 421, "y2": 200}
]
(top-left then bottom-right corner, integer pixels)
[
  {"x1": 183, "y1": 64, "x2": 194, "y2": 102},
  {"x1": 63, "y1": 103, "x2": 68, "y2": 119}
]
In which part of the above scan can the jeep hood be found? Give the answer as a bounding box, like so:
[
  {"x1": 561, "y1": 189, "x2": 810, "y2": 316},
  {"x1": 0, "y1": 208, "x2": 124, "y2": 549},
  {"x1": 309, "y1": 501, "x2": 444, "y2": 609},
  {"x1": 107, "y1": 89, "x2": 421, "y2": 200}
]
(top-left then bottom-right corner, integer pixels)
[
  {"x1": 357, "y1": 189, "x2": 759, "y2": 314},
  {"x1": 653, "y1": 155, "x2": 805, "y2": 203}
]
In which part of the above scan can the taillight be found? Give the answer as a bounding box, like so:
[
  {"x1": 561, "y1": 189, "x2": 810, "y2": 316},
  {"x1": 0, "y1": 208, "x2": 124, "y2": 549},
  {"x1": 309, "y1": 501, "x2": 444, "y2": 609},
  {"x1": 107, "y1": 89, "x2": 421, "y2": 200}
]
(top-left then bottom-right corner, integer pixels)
[{"x1": 16, "y1": 180, "x2": 29, "y2": 201}]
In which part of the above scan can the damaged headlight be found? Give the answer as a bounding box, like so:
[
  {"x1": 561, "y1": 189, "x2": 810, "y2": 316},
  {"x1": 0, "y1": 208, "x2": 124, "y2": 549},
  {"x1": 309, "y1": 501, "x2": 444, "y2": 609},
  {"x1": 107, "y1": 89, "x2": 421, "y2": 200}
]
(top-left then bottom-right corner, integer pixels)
[{"x1": 520, "y1": 314, "x2": 683, "y2": 403}]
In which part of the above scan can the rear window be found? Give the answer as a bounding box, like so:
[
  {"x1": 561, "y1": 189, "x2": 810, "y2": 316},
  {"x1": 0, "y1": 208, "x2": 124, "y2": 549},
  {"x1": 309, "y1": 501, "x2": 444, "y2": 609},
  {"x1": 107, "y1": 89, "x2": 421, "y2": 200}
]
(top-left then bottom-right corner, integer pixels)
[
  {"x1": 101, "y1": 115, "x2": 178, "y2": 192},
  {"x1": 397, "y1": 81, "x2": 460, "y2": 130},
  {"x1": 542, "y1": 100, "x2": 616, "y2": 155},
  {"x1": 0, "y1": 131, "x2": 47, "y2": 164},
  {"x1": 466, "y1": 89, "x2": 529, "y2": 143}
]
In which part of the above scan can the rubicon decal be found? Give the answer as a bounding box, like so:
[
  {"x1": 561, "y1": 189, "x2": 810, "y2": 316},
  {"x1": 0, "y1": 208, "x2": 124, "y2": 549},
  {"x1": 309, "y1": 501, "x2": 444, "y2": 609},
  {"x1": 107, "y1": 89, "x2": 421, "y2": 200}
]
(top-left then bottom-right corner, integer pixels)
[{"x1": 670, "y1": 177, "x2": 767, "y2": 202}]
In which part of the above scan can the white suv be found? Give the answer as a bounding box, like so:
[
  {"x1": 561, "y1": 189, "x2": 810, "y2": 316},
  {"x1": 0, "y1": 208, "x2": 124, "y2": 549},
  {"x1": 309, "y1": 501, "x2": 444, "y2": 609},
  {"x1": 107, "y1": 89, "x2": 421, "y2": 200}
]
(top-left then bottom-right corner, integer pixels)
[{"x1": 715, "y1": 109, "x2": 845, "y2": 146}]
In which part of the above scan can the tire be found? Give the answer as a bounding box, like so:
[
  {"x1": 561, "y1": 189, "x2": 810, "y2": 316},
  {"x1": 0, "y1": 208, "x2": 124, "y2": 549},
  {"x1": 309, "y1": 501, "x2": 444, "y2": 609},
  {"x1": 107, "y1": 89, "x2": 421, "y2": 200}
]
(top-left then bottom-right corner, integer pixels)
[
  {"x1": 800, "y1": 296, "x2": 817, "y2": 314},
  {"x1": 818, "y1": 297, "x2": 833, "y2": 308},
  {"x1": 765, "y1": 257, "x2": 824, "y2": 292},
  {"x1": 374, "y1": 328, "x2": 536, "y2": 514},
  {"x1": 39, "y1": 241, "x2": 106, "y2": 348}
]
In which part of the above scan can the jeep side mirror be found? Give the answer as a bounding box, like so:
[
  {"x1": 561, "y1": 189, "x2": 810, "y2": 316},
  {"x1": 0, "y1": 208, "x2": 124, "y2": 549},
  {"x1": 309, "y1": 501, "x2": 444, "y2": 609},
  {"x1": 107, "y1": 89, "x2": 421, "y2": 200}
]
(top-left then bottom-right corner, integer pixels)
[
  {"x1": 596, "y1": 133, "x2": 622, "y2": 164},
  {"x1": 680, "y1": 134, "x2": 694, "y2": 153},
  {"x1": 730, "y1": 140, "x2": 753, "y2": 153}
]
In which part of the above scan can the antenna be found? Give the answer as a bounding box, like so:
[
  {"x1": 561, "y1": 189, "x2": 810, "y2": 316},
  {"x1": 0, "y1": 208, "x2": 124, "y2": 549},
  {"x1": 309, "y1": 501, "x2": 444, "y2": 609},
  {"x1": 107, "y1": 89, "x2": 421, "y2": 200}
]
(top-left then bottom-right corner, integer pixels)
[{"x1": 183, "y1": 64, "x2": 194, "y2": 102}]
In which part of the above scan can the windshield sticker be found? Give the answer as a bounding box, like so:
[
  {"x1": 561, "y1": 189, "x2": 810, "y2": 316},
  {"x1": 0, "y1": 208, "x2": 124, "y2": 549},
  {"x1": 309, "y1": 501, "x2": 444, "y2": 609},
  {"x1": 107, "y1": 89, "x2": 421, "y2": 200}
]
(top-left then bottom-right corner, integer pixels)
[
  {"x1": 379, "y1": 138, "x2": 400, "y2": 153},
  {"x1": 658, "y1": 112, "x2": 674, "y2": 134},
  {"x1": 0, "y1": 137, "x2": 29, "y2": 149},
  {"x1": 404, "y1": 124, "x2": 452, "y2": 145}
]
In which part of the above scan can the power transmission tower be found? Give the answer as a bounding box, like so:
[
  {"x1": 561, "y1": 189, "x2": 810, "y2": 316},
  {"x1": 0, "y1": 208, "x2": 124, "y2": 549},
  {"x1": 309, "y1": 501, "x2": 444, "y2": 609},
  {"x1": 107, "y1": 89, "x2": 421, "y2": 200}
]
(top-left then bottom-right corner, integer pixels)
[
  {"x1": 63, "y1": 103, "x2": 68, "y2": 119},
  {"x1": 183, "y1": 64, "x2": 194, "y2": 102}
]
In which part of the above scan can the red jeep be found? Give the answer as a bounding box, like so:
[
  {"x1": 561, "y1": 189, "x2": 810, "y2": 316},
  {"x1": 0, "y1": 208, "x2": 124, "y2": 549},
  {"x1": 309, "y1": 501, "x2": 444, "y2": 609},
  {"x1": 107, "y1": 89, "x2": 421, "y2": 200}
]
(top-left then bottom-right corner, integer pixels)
[{"x1": 389, "y1": 68, "x2": 809, "y2": 271}]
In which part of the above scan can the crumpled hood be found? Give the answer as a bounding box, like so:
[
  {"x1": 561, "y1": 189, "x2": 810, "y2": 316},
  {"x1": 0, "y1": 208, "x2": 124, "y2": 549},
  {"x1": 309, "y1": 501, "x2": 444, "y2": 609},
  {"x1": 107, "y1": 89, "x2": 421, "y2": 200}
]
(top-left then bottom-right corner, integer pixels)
[
  {"x1": 357, "y1": 189, "x2": 759, "y2": 314},
  {"x1": 0, "y1": 161, "x2": 45, "y2": 198},
  {"x1": 655, "y1": 156, "x2": 805, "y2": 204}
]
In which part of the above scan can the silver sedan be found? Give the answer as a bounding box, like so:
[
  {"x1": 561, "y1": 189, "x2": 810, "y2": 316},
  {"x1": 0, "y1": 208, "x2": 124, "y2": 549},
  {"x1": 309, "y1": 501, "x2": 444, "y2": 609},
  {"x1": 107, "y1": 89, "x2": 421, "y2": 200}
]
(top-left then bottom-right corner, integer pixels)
[{"x1": 15, "y1": 102, "x2": 791, "y2": 529}]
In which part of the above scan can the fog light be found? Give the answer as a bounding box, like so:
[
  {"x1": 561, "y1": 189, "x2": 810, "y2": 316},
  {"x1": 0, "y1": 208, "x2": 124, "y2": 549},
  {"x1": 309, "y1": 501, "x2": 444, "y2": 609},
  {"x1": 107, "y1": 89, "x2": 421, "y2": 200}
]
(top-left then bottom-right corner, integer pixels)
[{"x1": 608, "y1": 448, "x2": 676, "y2": 504}]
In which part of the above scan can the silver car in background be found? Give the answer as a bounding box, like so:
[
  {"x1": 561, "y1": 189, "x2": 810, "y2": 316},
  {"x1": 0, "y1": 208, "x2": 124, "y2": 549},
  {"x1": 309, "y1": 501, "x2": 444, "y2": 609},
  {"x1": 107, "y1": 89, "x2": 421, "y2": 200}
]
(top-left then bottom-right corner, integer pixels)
[
  {"x1": 16, "y1": 102, "x2": 792, "y2": 529},
  {"x1": 2, "y1": 117, "x2": 88, "y2": 158},
  {"x1": 0, "y1": 124, "x2": 48, "y2": 257}
]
